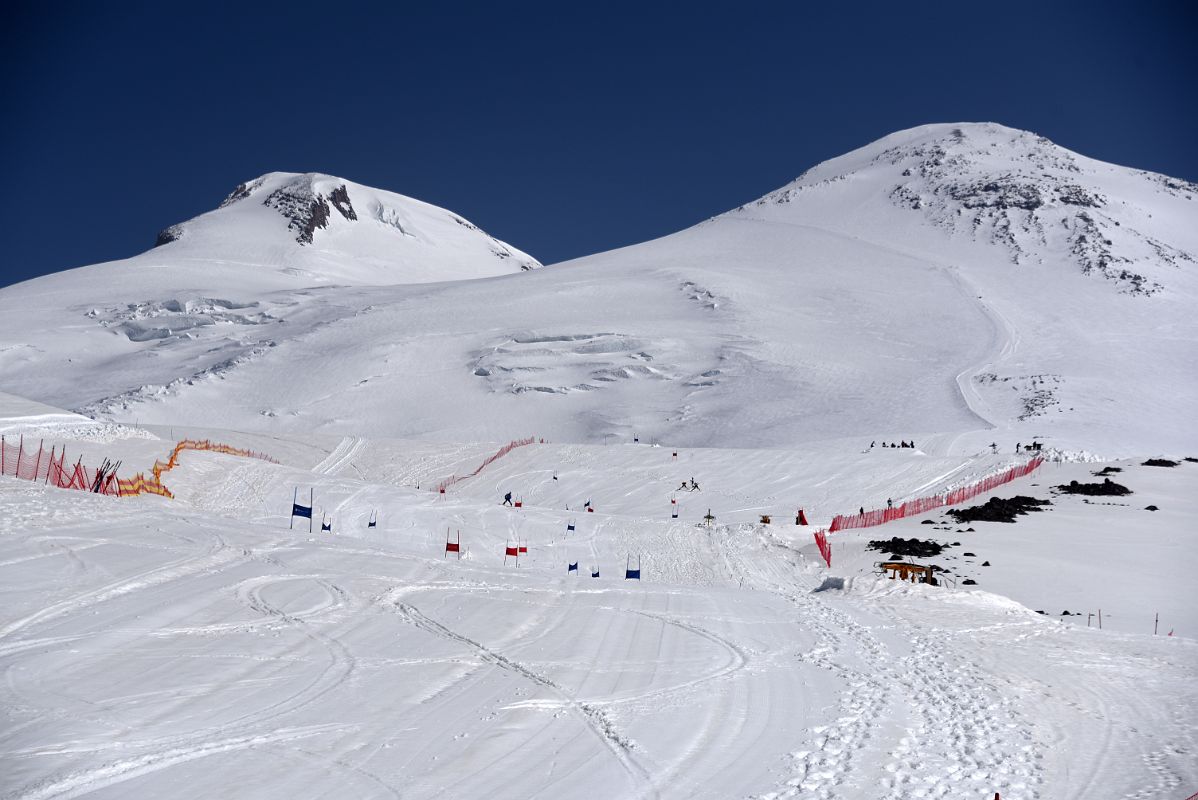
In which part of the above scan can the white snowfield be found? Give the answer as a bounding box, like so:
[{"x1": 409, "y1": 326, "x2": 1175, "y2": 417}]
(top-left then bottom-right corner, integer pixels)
[
  {"x1": 0, "y1": 121, "x2": 1196, "y2": 798},
  {"x1": 0, "y1": 410, "x2": 1195, "y2": 800}
]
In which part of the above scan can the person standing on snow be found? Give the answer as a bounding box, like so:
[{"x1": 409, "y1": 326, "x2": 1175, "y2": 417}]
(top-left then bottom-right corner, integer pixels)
[{"x1": 503, "y1": 491, "x2": 513, "y2": 506}]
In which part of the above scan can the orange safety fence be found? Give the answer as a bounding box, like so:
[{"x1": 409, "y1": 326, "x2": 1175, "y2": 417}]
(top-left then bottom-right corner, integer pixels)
[{"x1": 117, "y1": 438, "x2": 278, "y2": 498}]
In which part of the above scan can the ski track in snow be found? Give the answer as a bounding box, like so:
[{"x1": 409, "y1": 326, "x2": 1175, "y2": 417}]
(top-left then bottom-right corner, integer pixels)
[
  {"x1": 9, "y1": 724, "x2": 351, "y2": 800},
  {"x1": 382, "y1": 592, "x2": 658, "y2": 798},
  {"x1": 311, "y1": 435, "x2": 365, "y2": 476}
]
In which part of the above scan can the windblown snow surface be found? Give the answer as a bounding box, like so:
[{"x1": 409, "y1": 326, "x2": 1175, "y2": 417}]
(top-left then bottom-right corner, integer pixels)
[{"x1": 1, "y1": 123, "x2": 1196, "y2": 799}]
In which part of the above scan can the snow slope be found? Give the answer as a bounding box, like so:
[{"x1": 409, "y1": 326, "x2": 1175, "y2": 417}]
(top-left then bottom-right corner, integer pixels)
[
  {"x1": 1, "y1": 124, "x2": 1194, "y2": 458},
  {"x1": 1, "y1": 398, "x2": 1195, "y2": 799}
]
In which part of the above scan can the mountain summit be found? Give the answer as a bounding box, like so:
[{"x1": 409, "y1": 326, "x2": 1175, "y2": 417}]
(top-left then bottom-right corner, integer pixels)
[
  {"x1": 148, "y1": 171, "x2": 540, "y2": 287},
  {"x1": 734, "y1": 122, "x2": 1196, "y2": 295}
]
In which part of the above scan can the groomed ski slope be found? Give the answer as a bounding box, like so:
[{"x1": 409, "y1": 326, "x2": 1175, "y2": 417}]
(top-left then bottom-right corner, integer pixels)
[{"x1": 2, "y1": 408, "x2": 1195, "y2": 799}]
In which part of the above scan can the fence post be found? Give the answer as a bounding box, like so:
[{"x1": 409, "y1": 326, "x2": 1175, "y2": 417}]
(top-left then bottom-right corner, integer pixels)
[
  {"x1": 16, "y1": 435, "x2": 24, "y2": 476},
  {"x1": 1, "y1": 434, "x2": 5, "y2": 475},
  {"x1": 33, "y1": 440, "x2": 44, "y2": 481}
]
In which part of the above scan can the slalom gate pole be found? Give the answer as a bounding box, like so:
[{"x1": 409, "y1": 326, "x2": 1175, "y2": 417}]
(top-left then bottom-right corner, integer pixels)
[
  {"x1": 309, "y1": 488, "x2": 314, "y2": 533},
  {"x1": 290, "y1": 487, "x2": 297, "y2": 530}
]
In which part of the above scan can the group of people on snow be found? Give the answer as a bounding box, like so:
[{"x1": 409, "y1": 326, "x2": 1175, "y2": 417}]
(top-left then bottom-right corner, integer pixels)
[{"x1": 871, "y1": 440, "x2": 915, "y2": 449}]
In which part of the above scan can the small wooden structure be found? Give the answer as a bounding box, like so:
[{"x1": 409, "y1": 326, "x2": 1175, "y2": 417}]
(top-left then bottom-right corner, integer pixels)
[{"x1": 878, "y1": 561, "x2": 936, "y2": 585}]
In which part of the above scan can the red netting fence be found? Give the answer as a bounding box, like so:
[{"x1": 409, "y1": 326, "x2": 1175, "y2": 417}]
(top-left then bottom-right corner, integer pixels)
[
  {"x1": 828, "y1": 458, "x2": 1044, "y2": 533},
  {"x1": 813, "y1": 528, "x2": 832, "y2": 567},
  {"x1": 1, "y1": 436, "x2": 121, "y2": 496},
  {"x1": 436, "y1": 437, "x2": 537, "y2": 493}
]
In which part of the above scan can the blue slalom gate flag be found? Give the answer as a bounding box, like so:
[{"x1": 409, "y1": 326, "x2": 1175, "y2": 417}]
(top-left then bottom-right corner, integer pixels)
[
  {"x1": 290, "y1": 488, "x2": 315, "y2": 532},
  {"x1": 321, "y1": 520, "x2": 332, "y2": 532},
  {"x1": 591, "y1": 568, "x2": 600, "y2": 578},
  {"x1": 568, "y1": 562, "x2": 578, "y2": 573},
  {"x1": 566, "y1": 522, "x2": 575, "y2": 532},
  {"x1": 625, "y1": 555, "x2": 641, "y2": 580}
]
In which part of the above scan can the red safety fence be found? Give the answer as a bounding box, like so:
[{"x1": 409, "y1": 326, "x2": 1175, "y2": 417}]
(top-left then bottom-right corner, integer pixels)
[
  {"x1": 813, "y1": 528, "x2": 832, "y2": 567},
  {"x1": 1, "y1": 435, "x2": 122, "y2": 495},
  {"x1": 118, "y1": 438, "x2": 278, "y2": 499},
  {"x1": 829, "y1": 458, "x2": 1044, "y2": 532},
  {"x1": 436, "y1": 437, "x2": 537, "y2": 493}
]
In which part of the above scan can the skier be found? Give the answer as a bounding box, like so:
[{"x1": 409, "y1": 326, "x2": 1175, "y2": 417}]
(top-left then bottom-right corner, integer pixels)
[
  {"x1": 503, "y1": 491, "x2": 513, "y2": 507},
  {"x1": 859, "y1": 506, "x2": 865, "y2": 516},
  {"x1": 1016, "y1": 442, "x2": 1021, "y2": 454},
  {"x1": 689, "y1": 477, "x2": 700, "y2": 491},
  {"x1": 887, "y1": 498, "x2": 893, "y2": 509}
]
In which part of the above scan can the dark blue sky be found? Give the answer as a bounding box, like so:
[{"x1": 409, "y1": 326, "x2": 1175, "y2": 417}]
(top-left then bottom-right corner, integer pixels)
[{"x1": 2, "y1": 0, "x2": 1194, "y2": 286}]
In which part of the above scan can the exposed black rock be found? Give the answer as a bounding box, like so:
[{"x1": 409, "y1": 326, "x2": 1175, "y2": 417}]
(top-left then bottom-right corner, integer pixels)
[
  {"x1": 866, "y1": 537, "x2": 949, "y2": 558},
  {"x1": 154, "y1": 224, "x2": 185, "y2": 247},
  {"x1": 949, "y1": 177, "x2": 1044, "y2": 210},
  {"x1": 947, "y1": 495, "x2": 1051, "y2": 523},
  {"x1": 329, "y1": 185, "x2": 357, "y2": 220},
  {"x1": 1093, "y1": 466, "x2": 1122, "y2": 476},
  {"x1": 1142, "y1": 459, "x2": 1178, "y2": 467},
  {"x1": 220, "y1": 180, "x2": 258, "y2": 207},
  {"x1": 962, "y1": 579, "x2": 978, "y2": 586},
  {"x1": 264, "y1": 183, "x2": 332, "y2": 245},
  {"x1": 1056, "y1": 479, "x2": 1131, "y2": 496},
  {"x1": 1145, "y1": 505, "x2": 1159, "y2": 511}
]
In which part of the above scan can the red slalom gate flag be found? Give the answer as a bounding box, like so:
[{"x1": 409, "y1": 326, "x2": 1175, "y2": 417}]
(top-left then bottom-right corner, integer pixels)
[{"x1": 505, "y1": 545, "x2": 519, "y2": 557}]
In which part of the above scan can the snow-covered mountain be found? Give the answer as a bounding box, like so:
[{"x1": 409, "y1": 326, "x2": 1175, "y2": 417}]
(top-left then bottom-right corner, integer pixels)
[
  {"x1": 151, "y1": 171, "x2": 541, "y2": 285},
  {"x1": 1, "y1": 124, "x2": 1194, "y2": 457},
  {"x1": 744, "y1": 123, "x2": 1196, "y2": 296}
]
